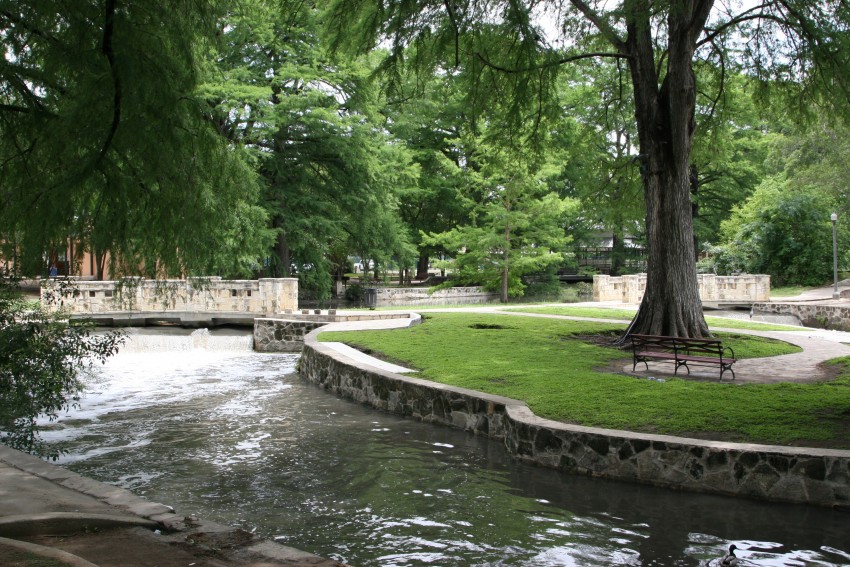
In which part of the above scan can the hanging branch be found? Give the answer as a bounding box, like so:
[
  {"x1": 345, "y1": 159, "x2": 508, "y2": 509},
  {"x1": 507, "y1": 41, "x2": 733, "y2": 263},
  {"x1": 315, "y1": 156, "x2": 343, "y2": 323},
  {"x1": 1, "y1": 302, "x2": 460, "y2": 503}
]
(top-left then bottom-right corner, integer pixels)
[{"x1": 97, "y1": 0, "x2": 122, "y2": 167}]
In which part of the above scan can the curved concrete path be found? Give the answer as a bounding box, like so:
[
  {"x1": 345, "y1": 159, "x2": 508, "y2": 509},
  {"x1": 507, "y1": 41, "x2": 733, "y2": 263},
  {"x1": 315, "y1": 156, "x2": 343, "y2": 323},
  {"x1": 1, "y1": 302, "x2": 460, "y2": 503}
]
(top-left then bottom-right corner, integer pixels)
[{"x1": 721, "y1": 327, "x2": 850, "y2": 383}]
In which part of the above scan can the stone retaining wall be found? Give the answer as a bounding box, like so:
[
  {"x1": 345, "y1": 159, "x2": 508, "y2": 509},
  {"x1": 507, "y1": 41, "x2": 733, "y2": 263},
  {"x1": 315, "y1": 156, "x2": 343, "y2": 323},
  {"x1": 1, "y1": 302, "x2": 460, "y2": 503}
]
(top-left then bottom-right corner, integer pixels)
[
  {"x1": 753, "y1": 302, "x2": 850, "y2": 332},
  {"x1": 300, "y1": 332, "x2": 850, "y2": 508},
  {"x1": 594, "y1": 274, "x2": 771, "y2": 304},
  {"x1": 370, "y1": 286, "x2": 498, "y2": 307},
  {"x1": 254, "y1": 314, "x2": 418, "y2": 352},
  {"x1": 254, "y1": 318, "x2": 330, "y2": 352},
  {"x1": 41, "y1": 277, "x2": 298, "y2": 315}
]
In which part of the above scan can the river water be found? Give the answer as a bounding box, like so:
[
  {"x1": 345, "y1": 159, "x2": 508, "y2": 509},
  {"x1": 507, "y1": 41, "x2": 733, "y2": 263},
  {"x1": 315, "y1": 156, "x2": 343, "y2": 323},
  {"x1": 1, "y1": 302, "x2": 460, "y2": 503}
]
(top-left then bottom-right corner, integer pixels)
[{"x1": 40, "y1": 329, "x2": 850, "y2": 566}]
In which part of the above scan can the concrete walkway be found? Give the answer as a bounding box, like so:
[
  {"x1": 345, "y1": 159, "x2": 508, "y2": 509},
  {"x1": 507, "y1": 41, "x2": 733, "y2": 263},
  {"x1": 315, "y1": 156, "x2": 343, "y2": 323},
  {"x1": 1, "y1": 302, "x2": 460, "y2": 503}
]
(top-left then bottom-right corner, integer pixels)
[{"x1": 722, "y1": 327, "x2": 850, "y2": 383}]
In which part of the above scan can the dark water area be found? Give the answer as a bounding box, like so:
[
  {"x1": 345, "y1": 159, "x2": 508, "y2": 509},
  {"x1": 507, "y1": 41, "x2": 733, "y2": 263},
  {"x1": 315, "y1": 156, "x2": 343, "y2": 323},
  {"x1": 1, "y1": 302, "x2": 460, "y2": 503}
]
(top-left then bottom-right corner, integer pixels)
[{"x1": 40, "y1": 331, "x2": 850, "y2": 566}]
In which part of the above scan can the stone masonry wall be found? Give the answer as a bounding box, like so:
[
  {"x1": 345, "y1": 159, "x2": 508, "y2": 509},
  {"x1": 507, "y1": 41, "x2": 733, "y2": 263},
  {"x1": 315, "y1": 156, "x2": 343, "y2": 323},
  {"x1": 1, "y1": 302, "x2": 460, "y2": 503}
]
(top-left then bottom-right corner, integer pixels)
[
  {"x1": 372, "y1": 286, "x2": 498, "y2": 307},
  {"x1": 41, "y1": 277, "x2": 298, "y2": 315},
  {"x1": 593, "y1": 274, "x2": 771, "y2": 304},
  {"x1": 300, "y1": 332, "x2": 850, "y2": 508},
  {"x1": 753, "y1": 303, "x2": 850, "y2": 332},
  {"x1": 254, "y1": 318, "x2": 328, "y2": 352},
  {"x1": 254, "y1": 314, "x2": 420, "y2": 353}
]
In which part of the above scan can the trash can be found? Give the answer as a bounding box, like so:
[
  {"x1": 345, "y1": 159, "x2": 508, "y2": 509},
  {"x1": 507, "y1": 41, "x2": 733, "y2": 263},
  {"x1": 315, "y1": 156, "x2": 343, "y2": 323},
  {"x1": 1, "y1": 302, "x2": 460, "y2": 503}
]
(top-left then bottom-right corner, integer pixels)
[{"x1": 363, "y1": 287, "x2": 377, "y2": 310}]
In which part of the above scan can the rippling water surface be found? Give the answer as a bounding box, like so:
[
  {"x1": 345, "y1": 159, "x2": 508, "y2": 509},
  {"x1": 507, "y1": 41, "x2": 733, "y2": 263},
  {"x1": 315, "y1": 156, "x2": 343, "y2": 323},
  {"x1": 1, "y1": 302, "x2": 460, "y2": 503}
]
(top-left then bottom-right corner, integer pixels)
[{"x1": 40, "y1": 329, "x2": 850, "y2": 566}]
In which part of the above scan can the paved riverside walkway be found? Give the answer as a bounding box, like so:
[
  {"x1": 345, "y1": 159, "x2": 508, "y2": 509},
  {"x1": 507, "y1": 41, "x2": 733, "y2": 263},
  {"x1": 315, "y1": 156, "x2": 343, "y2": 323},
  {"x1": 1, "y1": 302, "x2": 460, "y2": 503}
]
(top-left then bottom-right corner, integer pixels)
[{"x1": 722, "y1": 327, "x2": 850, "y2": 383}]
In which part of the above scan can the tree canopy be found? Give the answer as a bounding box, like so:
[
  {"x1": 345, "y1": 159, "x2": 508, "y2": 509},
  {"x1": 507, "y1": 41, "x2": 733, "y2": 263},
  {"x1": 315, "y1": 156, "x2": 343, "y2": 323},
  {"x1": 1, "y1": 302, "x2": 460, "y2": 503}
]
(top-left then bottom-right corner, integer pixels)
[
  {"x1": 0, "y1": 0, "x2": 272, "y2": 277},
  {"x1": 324, "y1": 0, "x2": 850, "y2": 336},
  {"x1": 200, "y1": 0, "x2": 420, "y2": 297},
  {"x1": 3, "y1": 0, "x2": 849, "y2": 311},
  {"x1": 423, "y1": 137, "x2": 576, "y2": 301},
  {"x1": 714, "y1": 119, "x2": 850, "y2": 285}
]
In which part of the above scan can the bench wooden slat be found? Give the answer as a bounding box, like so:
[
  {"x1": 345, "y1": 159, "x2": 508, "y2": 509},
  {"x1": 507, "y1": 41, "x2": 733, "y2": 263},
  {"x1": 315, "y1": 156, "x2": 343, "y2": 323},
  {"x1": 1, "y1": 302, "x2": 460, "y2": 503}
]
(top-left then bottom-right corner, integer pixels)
[
  {"x1": 678, "y1": 354, "x2": 737, "y2": 364},
  {"x1": 634, "y1": 351, "x2": 678, "y2": 359}
]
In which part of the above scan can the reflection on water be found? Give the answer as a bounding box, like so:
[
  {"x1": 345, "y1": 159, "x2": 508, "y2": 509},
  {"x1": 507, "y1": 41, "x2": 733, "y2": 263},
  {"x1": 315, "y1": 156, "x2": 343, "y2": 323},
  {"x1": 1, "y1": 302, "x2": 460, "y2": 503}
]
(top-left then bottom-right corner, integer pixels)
[{"x1": 42, "y1": 332, "x2": 849, "y2": 566}]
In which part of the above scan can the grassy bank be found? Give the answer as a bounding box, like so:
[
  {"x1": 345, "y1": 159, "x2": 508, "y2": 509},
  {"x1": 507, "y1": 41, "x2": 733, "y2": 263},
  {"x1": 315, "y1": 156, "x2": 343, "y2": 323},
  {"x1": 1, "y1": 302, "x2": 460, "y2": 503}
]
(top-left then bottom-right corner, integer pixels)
[{"x1": 318, "y1": 312, "x2": 850, "y2": 448}]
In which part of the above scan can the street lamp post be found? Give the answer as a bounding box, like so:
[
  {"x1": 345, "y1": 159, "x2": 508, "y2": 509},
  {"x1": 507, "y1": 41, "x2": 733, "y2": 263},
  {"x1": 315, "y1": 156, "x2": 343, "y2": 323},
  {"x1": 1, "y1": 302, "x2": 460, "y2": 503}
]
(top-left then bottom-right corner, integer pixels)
[{"x1": 832, "y1": 212, "x2": 839, "y2": 300}]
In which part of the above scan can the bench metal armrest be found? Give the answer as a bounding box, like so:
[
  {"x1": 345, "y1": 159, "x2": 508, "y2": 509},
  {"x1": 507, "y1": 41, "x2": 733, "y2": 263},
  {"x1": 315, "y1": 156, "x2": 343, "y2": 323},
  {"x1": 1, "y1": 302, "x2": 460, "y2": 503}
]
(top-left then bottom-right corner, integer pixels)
[{"x1": 722, "y1": 345, "x2": 735, "y2": 360}]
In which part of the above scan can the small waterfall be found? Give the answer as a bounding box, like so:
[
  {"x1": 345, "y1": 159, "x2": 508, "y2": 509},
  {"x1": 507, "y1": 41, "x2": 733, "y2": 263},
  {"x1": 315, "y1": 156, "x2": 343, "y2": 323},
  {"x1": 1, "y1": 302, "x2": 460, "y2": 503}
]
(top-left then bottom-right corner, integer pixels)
[
  {"x1": 116, "y1": 327, "x2": 254, "y2": 353},
  {"x1": 190, "y1": 328, "x2": 210, "y2": 350}
]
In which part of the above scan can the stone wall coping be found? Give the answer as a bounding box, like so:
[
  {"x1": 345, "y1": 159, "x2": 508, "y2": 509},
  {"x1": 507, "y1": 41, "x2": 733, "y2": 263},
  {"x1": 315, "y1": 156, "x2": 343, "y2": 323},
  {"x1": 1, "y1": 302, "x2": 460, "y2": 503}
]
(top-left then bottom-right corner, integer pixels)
[
  {"x1": 594, "y1": 273, "x2": 771, "y2": 303},
  {"x1": 512, "y1": 404, "x2": 850, "y2": 458},
  {"x1": 752, "y1": 302, "x2": 850, "y2": 332}
]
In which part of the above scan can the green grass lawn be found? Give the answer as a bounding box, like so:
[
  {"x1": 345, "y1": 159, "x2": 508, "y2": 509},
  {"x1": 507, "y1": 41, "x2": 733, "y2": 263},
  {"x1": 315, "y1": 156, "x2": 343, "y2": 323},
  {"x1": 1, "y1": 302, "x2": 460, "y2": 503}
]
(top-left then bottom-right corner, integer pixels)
[
  {"x1": 769, "y1": 285, "x2": 815, "y2": 297},
  {"x1": 505, "y1": 305, "x2": 803, "y2": 331},
  {"x1": 317, "y1": 312, "x2": 850, "y2": 448}
]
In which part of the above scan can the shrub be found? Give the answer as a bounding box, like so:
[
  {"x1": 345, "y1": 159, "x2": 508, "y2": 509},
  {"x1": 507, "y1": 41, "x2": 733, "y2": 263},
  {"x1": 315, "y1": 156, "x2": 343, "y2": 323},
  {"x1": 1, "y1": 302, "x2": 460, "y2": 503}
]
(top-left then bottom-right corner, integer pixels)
[
  {"x1": 1, "y1": 278, "x2": 124, "y2": 458},
  {"x1": 345, "y1": 283, "x2": 364, "y2": 302}
]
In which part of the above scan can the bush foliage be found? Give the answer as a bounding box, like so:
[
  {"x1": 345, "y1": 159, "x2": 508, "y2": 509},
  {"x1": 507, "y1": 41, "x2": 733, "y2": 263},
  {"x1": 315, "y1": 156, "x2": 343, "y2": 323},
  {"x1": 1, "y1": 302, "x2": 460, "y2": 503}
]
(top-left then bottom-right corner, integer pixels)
[{"x1": 0, "y1": 279, "x2": 123, "y2": 458}]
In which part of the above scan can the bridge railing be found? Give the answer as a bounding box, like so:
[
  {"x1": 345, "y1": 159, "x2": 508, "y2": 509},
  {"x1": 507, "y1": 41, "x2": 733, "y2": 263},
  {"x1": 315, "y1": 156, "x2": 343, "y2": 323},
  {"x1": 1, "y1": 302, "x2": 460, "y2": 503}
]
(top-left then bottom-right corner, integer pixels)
[
  {"x1": 593, "y1": 274, "x2": 770, "y2": 304},
  {"x1": 40, "y1": 277, "x2": 298, "y2": 315}
]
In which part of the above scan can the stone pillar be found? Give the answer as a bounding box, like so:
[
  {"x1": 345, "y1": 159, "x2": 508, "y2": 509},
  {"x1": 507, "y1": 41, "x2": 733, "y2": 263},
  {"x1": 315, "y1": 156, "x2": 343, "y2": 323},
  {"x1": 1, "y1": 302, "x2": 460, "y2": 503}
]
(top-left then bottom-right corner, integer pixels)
[
  {"x1": 258, "y1": 278, "x2": 298, "y2": 313},
  {"x1": 593, "y1": 275, "x2": 610, "y2": 302},
  {"x1": 622, "y1": 274, "x2": 646, "y2": 304},
  {"x1": 698, "y1": 274, "x2": 717, "y2": 302},
  {"x1": 758, "y1": 275, "x2": 771, "y2": 301}
]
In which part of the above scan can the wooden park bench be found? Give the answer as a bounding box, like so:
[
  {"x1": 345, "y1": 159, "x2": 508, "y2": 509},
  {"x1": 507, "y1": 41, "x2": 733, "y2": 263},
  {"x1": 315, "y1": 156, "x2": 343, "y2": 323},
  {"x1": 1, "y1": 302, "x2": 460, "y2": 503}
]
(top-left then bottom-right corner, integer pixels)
[{"x1": 629, "y1": 334, "x2": 737, "y2": 380}]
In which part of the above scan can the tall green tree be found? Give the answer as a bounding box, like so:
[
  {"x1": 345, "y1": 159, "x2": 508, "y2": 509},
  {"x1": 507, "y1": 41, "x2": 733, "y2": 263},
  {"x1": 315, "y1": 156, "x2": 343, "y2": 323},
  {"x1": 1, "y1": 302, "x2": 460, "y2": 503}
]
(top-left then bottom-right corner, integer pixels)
[
  {"x1": 551, "y1": 60, "x2": 646, "y2": 276},
  {"x1": 424, "y1": 143, "x2": 575, "y2": 302},
  {"x1": 325, "y1": 0, "x2": 850, "y2": 337},
  {"x1": 382, "y1": 71, "x2": 471, "y2": 280},
  {"x1": 0, "y1": 0, "x2": 272, "y2": 278},
  {"x1": 202, "y1": 0, "x2": 417, "y2": 297},
  {"x1": 689, "y1": 73, "x2": 777, "y2": 254},
  {"x1": 716, "y1": 119, "x2": 850, "y2": 285},
  {"x1": 717, "y1": 182, "x2": 840, "y2": 286}
]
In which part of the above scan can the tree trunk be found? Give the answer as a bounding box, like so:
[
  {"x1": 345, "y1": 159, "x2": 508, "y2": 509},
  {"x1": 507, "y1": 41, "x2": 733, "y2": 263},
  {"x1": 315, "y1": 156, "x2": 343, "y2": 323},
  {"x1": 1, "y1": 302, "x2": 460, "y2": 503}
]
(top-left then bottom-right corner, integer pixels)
[
  {"x1": 501, "y1": 218, "x2": 510, "y2": 302},
  {"x1": 416, "y1": 254, "x2": 429, "y2": 280},
  {"x1": 610, "y1": 230, "x2": 624, "y2": 276},
  {"x1": 275, "y1": 231, "x2": 291, "y2": 277},
  {"x1": 690, "y1": 164, "x2": 700, "y2": 258},
  {"x1": 633, "y1": 165, "x2": 708, "y2": 337},
  {"x1": 95, "y1": 249, "x2": 106, "y2": 280},
  {"x1": 624, "y1": 0, "x2": 712, "y2": 338}
]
